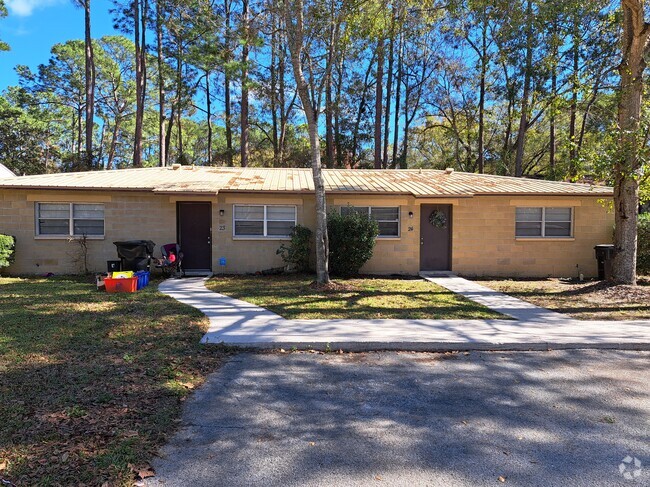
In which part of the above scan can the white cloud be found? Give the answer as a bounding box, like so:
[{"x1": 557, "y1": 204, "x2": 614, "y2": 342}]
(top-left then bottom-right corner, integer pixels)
[{"x1": 5, "y1": 0, "x2": 64, "y2": 17}]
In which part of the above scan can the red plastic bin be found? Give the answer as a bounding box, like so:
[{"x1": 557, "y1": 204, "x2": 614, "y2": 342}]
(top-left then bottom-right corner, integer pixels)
[{"x1": 104, "y1": 276, "x2": 138, "y2": 293}]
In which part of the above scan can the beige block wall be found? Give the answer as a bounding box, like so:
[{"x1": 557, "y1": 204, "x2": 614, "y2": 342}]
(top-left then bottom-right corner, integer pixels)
[
  {"x1": 0, "y1": 189, "x2": 613, "y2": 278},
  {"x1": 450, "y1": 195, "x2": 613, "y2": 278},
  {"x1": 0, "y1": 190, "x2": 177, "y2": 275}
]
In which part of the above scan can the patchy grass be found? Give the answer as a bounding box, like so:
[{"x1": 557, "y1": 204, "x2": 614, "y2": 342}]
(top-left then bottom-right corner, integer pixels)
[
  {"x1": 0, "y1": 276, "x2": 229, "y2": 486},
  {"x1": 206, "y1": 274, "x2": 505, "y2": 320},
  {"x1": 475, "y1": 276, "x2": 650, "y2": 321}
]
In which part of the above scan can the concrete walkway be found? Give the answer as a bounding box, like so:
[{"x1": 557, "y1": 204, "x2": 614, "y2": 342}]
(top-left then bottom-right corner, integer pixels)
[
  {"x1": 159, "y1": 277, "x2": 650, "y2": 351},
  {"x1": 420, "y1": 272, "x2": 567, "y2": 322}
]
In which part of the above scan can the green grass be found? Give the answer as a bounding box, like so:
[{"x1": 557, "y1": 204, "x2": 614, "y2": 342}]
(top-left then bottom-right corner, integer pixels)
[
  {"x1": 0, "y1": 276, "x2": 228, "y2": 486},
  {"x1": 206, "y1": 274, "x2": 505, "y2": 320}
]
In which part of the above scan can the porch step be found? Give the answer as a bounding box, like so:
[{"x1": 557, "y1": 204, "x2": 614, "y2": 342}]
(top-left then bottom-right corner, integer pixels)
[{"x1": 183, "y1": 270, "x2": 213, "y2": 277}]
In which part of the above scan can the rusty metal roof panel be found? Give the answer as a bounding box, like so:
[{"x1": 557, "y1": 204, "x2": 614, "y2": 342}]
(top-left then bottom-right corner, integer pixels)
[{"x1": 0, "y1": 166, "x2": 613, "y2": 196}]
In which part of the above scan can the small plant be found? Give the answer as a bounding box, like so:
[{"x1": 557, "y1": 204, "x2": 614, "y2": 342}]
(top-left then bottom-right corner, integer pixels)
[
  {"x1": 277, "y1": 224, "x2": 312, "y2": 272},
  {"x1": 327, "y1": 208, "x2": 379, "y2": 276},
  {"x1": 68, "y1": 234, "x2": 90, "y2": 274},
  {"x1": 0, "y1": 234, "x2": 15, "y2": 270}
]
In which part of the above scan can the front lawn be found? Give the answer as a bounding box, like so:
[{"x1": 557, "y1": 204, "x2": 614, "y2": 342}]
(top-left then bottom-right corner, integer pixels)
[
  {"x1": 475, "y1": 277, "x2": 650, "y2": 320},
  {"x1": 206, "y1": 274, "x2": 505, "y2": 320},
  {"x1": 0, "y1": 276, "x2": 228, "y2": 486}
]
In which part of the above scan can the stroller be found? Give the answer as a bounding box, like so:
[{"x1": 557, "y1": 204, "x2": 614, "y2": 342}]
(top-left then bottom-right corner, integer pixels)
[{"x1": 155, "y1": 243, "x2": 184, "y2": 278}]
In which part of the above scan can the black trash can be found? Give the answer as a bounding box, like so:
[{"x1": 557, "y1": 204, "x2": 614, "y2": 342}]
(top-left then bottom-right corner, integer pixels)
[
  {"x1": 113, "y1": 240, "x2": 156, "y2": 272},
  {"x1": 107, "y1": 260, "x2": 122, "y2": 273},
  {"x1": 594, "y1": 244, "x2": 615, "y2": 280}
]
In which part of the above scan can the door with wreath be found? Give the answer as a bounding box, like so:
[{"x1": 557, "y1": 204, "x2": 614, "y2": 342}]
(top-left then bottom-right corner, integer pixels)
[{"x1": 419, "y1": 204, "x2": 452, "y2": 271}]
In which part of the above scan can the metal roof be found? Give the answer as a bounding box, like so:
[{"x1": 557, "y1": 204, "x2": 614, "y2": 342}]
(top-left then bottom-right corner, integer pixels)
[{"x1": 0, "y1": 166, "x2": 613, "y2": 197}]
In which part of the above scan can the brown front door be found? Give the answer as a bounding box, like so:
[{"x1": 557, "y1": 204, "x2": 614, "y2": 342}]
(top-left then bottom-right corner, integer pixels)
[
  {"x1": 420, "y1": 204, "x2": 452, "y2": 271},
  {"x1": 177, "y1": 202, "x2": 212, "y2": 271}
]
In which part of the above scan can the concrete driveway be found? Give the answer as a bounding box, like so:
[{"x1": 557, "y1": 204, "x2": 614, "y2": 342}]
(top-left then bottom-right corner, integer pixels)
[{"x1": 147, "y1": 350, "x2": 650, "y2": 487}]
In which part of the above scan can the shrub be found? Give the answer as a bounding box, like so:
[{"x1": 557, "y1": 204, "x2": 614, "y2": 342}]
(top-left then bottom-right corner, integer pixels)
[
  {"x1": 327, "y1": 209, "x2": 379, "y2": 276},
  {"x1": 277, "y1": 225, "x2": 313, "y2": 272},
  {"x1": 639, "y1": 214, "x2": 650, "y2": 273},
  {"x1": 0, "y1": 234, "x2": 15, "y2": 269}
]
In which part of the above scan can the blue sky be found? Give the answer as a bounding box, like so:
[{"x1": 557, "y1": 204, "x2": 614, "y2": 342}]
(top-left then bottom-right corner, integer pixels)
[{"x1": 0, "y1": 0, "x2": 120, "y2": 90}]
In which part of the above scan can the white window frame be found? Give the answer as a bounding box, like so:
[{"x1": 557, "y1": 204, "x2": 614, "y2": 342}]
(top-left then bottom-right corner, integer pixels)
[
  {"x1": 515, "y1": 207, "x2": 573, "y2": 238},
  {"x1": 35, "y1": 202, "x2": 105, "y2": 238},
  {"x1": 340, "y1": 206, "x2": 401, "y2": 238},
  {"x1": 232, "y1": 204, "x2": 297, "y2": 238}
]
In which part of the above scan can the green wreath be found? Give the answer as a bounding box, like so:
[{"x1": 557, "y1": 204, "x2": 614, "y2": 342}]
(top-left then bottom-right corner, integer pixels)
[{"x1": 429, "y1": 210, "x2": 447, "y2": 228}]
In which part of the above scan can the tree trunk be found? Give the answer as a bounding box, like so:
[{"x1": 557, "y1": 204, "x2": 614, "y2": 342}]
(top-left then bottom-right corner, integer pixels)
[
  {"x1": 270, "y1": 18, "x2": 279, "y2": 166},
  {"x1": 157, "y1": 0, "x2": 166, "y2": 167},
  {"x1": 284, "y1": 0, "x2": 329, "y2": 285},
  {"x1": 224, "y1": 0, "x2": 233, "y2": 166},
  {"x1": 83, "y1": 0, "x2": 95, "y2": 170},
  {"x1": 568, "y1": 18, "x2": 580, "y2": 177},
  {"x1": 392, "y1": 30, "x2": 403, "y2": 168},
  {"x1": 382, "y1": 7, "x2": 396, "y2": 170},
  {"x1": 351, "y1": 53, "x2": 376, "y2": 166},
  {"x1": 324, "y1": 1, "x2": 335, "y2": 168},
  {"x1": 206, "y1": 71, "x2": 212, "y2": 165},
  {"x1": 374, "y1": 40, "x2": 384, "y2": 169},
  {"x1": 240, "y1": 0, "x2": 250, "y2": 167},
  {"x1": 613, "y1": 0, "x2": 648, "y2": 285},
  {"x1": 107, "y1": 117, "x2": 121, "y2": 170},
  {"x1": 133, "y1": 0, "x2": 145, "y2": 168},
  {"x1": 476, "y1": 11, "x2": 487, "y2": 174},
  {"x1": 334, "y1": 54, "x2": 344, "y2": 168},
  {"x1": 513, "y1": 0, "x2": 533, "y2": 178}
]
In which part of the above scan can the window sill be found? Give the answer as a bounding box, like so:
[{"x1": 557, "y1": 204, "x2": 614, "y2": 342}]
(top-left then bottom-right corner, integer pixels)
[
  {"x1": 376, "y1": 236, "x2": 401, "y2": 240},
  {"x1": 232, "y1": 236, "x2": 290, "y2": 241},
  {"x1": 515, "y1": 237, "x2": 575, "y2": 242},
  {"x1": 35, "y1": 235, "x2": 105, "y2": 240}
]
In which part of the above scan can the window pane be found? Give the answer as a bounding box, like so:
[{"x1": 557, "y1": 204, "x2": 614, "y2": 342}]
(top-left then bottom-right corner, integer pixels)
[
  {"x1": 39, "y1": 203, "x2": 70, "y2": 219},
  {"x1": 341, "y1": 206, "x2": 368, "y2": 216},
  {"x1": 516, "y1": 207, "x2": 542, "y2": 222},
  {"x1": 371, "y1": 207, "x2": 399, "y2": 221},
  {"x1": 39, "y1": 219, "x2": 69, "y2": 235},
  {"x1": 516, "y1": 222, "x2": 542, "y2": 237},
  {"x1": 73, "y1": 204, "x2": 104, "y2": 219},
  {"x1": 545, "y1": 207, "x2": 571, "y2": 222},
  {"x1": 378, "y1": 222, "x2": 399, "y2": 237},
  {"x1": 74, "y1": 220, "x2": 104, "y2": 236},
  {"x1": 234, "y1": 206, "x2": 264, "y2": 220},
  {"x1": 267, "y1": 221, "x2": 294, "y2": 236},
  {"x1": 266, "y1": 206, "x2": 295, "y2": 221},
  {"x1": 235, "y1": 221, "x2": 264, "y2": 236},
  {"x1": 545, "y1": 222, "x2": 571, "y2": 237}
]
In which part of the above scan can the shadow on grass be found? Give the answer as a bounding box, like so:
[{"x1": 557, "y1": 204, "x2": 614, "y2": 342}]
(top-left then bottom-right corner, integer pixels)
[
  {"x1": 207, "y1": 274, "x2": 504, "y2": 320},
  {"x1": 0, "y1": 276, "x2": 228, "y2": 486}
]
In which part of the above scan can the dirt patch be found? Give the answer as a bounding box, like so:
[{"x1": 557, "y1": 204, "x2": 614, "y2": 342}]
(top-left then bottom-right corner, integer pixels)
[{"x1": 475, "y1": 277, "x2": 650, "y2": 320}]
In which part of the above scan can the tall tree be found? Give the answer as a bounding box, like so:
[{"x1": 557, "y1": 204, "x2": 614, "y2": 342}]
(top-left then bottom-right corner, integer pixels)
[
  {"x1": 132, "y1": 0, "x2": 147, "y2": 167},
  {"x1": 73, "y1": 0, "x2": 96, "y2": 169},
  {"x1": 613, "y1": 0, "x2": 649, "y2": 284},
  {"x1": 283, "y1": 0, "x2": 331, "y2": 285},
  {"x1": 240, "y1": 0, "x2": 250, "y2": 167}
]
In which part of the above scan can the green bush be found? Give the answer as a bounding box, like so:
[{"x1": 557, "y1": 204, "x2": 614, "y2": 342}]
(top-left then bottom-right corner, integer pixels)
[
  {"x1": 0, "y1": 234, "x2": 15, "y2": 269},
  {"x1": 639, "y1": 214, "x2": 650, "y2": 273},
  {"x1": 277, "y1": 225, "x2": 313, "y2": 272},
  {"x1": 327, "y1": 209, "x2": 379, "y2": 276}
]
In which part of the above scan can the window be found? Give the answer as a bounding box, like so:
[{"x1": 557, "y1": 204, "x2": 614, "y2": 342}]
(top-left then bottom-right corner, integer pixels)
[
  {"x1": 341, "y1": 206, "x2": 400, "y2": 237},
  {"x1": 515, "y1": 207, "x2": 572, "y2": 238},
  {"x1": 36, "y1": 203, "x2": 105, "y2": 237},
  {"x1": 233, "y1": 205, "x2": 296, "y2": 237}
]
